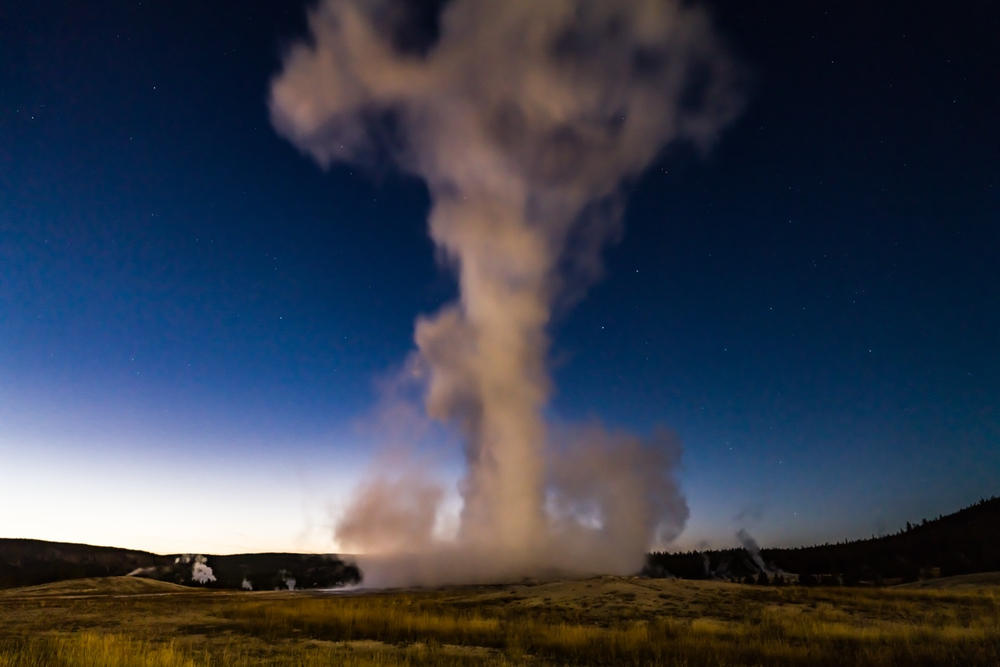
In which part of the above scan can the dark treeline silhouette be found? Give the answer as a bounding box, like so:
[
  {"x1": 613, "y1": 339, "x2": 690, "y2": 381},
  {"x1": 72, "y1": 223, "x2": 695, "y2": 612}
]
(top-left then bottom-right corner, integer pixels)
[
  {"x1": 0, "y1": 539, "x2": 160, "y2": 588},
  {"x1": 0, "y1": 539, "x2": 361, "y2": 590},
  {"x1": 4, "y1": 497, "x2": 997, "y2": 589},
  {"x1": 645, "y1": 496, "x2": 1000, "y2": 585}
]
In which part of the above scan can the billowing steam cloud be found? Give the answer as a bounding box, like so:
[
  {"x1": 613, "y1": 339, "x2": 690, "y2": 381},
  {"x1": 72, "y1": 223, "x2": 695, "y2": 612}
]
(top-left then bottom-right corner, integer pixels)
[
  {"x1": 190, "y1": 556, "x2": 217, "y2": 584},
  {"x1": 271, "y1": 0, "x2": 742, "y2": 584}
]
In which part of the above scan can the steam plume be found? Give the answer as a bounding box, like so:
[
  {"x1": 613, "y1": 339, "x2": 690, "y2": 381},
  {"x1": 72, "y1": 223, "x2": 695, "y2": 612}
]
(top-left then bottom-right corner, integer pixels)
[
  {"x1": 736, "y1": 528, "x2": 769, "y2": 575},
  {"x1": 271, "y1": 0, "x2": 742, "y2": 584}
]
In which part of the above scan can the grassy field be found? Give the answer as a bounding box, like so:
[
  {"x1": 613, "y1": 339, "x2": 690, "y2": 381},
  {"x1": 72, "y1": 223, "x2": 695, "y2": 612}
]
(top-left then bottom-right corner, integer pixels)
[{"x1": 1, "y1": 575, "x2": 998, "y2": 665}]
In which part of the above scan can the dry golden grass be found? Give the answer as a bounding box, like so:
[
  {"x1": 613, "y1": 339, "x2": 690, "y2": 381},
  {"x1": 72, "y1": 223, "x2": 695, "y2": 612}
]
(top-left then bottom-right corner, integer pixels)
[{"x1": 1, "y1": 576, "x2": 998, "y2": 665}]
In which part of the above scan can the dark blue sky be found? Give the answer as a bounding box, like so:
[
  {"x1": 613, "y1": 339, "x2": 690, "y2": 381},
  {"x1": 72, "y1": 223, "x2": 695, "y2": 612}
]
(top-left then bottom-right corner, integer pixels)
[{"x1": 1, "y1": 0, "x2": 997, "y2": 553}]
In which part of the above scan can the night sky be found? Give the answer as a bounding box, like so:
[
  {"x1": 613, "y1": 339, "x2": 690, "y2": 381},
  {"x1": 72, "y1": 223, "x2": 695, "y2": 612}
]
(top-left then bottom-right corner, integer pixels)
[{"x1": 1, "y1": 1, "x2": 997, "y2": 554}]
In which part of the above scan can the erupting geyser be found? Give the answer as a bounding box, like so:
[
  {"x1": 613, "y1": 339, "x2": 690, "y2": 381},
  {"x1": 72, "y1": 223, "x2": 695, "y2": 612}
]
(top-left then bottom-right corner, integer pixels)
[{"x1": 270, "y1": 0, "x2": 743, "y2": 584}]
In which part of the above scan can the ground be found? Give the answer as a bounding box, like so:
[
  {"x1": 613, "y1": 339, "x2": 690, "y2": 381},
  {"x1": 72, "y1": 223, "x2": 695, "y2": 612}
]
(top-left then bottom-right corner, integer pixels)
[{"x1": 1, "y1": 575, "x2": 998, "y2": 665}]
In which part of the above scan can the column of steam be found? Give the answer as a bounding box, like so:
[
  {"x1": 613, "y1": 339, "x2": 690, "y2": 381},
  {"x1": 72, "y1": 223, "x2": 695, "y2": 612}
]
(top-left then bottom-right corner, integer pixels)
[
  {"x1": 269, "y1": 0, "x2": 743, "y2": 574},
  {"x1": 417, "y1": 187, "x2": 552, "y2": 556}
]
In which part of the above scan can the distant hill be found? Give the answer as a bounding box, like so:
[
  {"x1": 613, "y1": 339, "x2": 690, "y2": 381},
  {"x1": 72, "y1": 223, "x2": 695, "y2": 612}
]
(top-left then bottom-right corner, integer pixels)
[
  {"x1": 646, "y1": 496, "x2": 1000, "y2": 585},
  {"x1": 0, "y1": 539, "x2": 360, "y2": 591},
  {"x1": 0, "y1": 539, "x2": 168, "y2": 588},
  {"x1": 0, "y1": 576, "x2": 195, "y2": 597}
]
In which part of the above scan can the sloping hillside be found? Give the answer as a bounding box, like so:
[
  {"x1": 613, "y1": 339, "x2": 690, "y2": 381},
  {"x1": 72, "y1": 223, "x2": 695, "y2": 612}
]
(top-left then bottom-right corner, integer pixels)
[
  {"x1": 647, "y1": 496, "x2": 1000, "y2": 584},
  {"x1": 0, "y1": 576, "x2": 195, "y2": 597},
  {"x1": 761, "y1": 496, "x2": 1000, "y2": 582},
  {"x1": 0, "y1": 539, "x2": 168, "y2": 588}
]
